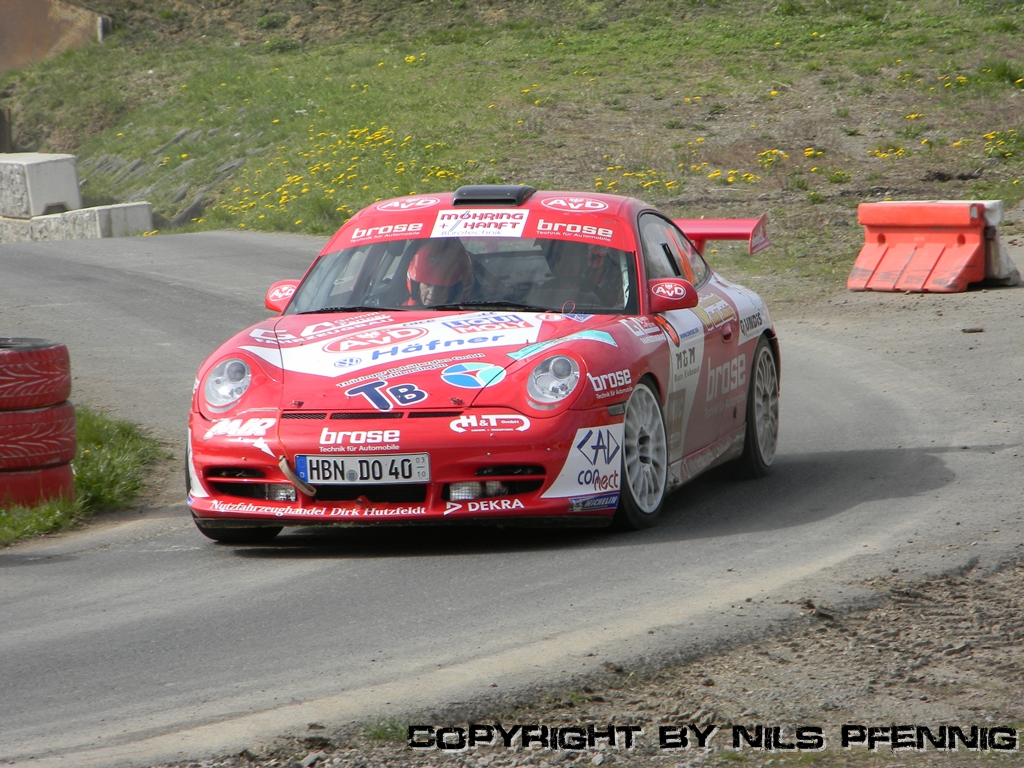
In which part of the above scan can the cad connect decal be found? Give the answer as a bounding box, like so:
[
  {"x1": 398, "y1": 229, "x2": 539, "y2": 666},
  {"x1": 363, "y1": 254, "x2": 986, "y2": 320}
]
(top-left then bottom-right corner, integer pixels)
[
  {"x1": 268, "y1": 284, "x2": 296, "y2": 303},
  {"x1": 441, "y1": 363, "x2": 507, "y2": 389},
  {"x1": 431, "y1": 209, "x2": 529, "y2": 238},
  {"x1": 540, "y1": 196, "x2": 610, "y2": 213},
  {"x1": 542, "y1": 424, "x2": 624, "y2": 498},
  {"x1": 449, "y1": 413, "x2": 531, "y2": 433},
  {"x1": 376, "y1": 196, "x2": 441, "y2": 211}
]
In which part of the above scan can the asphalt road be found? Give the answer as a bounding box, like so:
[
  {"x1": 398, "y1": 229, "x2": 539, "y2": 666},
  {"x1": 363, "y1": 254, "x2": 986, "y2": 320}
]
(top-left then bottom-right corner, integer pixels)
[{"x1": 1, "y1": 233, "x2": 1021, "y2": 767}]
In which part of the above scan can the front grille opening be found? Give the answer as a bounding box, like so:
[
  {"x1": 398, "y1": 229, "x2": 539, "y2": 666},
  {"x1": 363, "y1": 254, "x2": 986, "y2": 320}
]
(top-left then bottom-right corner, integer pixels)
[
  {"x1": 476, "y1": 465, "x2": 546, "y2": 477},
  {"x1": 209, "y1": 481, "x2": 296, "y2": 502},
  {"x1": 443, "y1": 480, "x2": 543, "y2": 501},
  {"x1": 282, "y1": 412, "x2": 326, "y2": 420},
  {"x1": 313, "y1": 484, "x2": 427, "y2": 503},
  {"x1": 407, "y1": 411, "x2": 463, "y2": 419},
  {"x1": 330, "y1": 412, "x2": 403, "y2": 420},
  {"x1": 207, "y1": 467, "x2": 266, "y2": 479}
]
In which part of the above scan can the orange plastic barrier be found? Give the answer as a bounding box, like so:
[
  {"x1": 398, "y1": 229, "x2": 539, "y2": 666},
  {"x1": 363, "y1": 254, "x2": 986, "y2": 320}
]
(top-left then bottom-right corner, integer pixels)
[{"x1": 848, "y1": 201, "x2": 990, "y2": 293}]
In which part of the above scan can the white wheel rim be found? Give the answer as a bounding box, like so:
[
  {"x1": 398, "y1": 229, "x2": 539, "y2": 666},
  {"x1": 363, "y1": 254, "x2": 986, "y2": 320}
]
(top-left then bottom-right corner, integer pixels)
[
  {"x1": 623, "y1": 384, "x2": 667, "y2": 514},
  {"x1": 753, "y1": 346, "x2": 779, "y2": 465}
]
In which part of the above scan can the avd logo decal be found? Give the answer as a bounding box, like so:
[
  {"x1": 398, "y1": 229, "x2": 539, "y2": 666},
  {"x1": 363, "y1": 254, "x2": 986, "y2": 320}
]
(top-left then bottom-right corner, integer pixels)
[
  {"x1": 376, "y1": 197, "x2": 441, "y2": 211},
  {"x1": 204, "y1": 418, "x2": 276, "y2": 440},
  {"x1": 541, "y1": 196, "x2": 610, "y2": 212},
  {"x1": 652, "y1": 281, "x2": 687, "y2": 299},
  {"x1": 324, "y1": 325, "x2": 428, "y2": 353},
  {"x1": 441, "y1": 363, "x2": 507, "y2": 389},
  {"x1": 268, "y1": 284, "x2": 296, "y2": 302}
]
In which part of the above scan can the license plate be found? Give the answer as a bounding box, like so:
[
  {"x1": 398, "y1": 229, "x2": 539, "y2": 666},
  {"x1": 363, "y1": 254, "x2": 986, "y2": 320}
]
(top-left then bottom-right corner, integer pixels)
[{"x1": 295, "y1": 453, "x2": 430, "y2": 485}]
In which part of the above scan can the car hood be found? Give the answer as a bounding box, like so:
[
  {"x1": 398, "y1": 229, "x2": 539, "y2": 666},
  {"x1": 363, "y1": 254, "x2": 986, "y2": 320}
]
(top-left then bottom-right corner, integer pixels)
[{"x1": 237, "y1": 310, "x2": 623, "y2": 412}]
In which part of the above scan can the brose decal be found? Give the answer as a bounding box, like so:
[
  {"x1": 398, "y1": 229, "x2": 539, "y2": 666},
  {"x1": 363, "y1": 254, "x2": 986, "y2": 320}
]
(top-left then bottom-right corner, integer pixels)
[
  {"x1": 319, "y1": 428, "x2": 400, "y2": 445},
  {"x1": 350, "y1": 222, "x2": 425, "y2": 240},
  {"x1": 706, "y1": 354, "x2": 747, "y2": 401},
  {"x1": 587, "y1": 369, "x2": 633, "y2": 399},
  {"x1": 536, "y1": 219, "x2": 614, "y2": 240},
  {"x1": 204, "y1": 417, "x2": 276, "y2": 440}
]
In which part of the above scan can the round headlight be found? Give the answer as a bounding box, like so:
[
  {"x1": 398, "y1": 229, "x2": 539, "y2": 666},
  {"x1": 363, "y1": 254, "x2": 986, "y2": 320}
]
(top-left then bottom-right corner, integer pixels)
[
  {"x1": 527, "y1": 355, "x2": 580, "y2": 404},
  {"x1": 204, "y1": 358, "x2": 251, "y2": 410}
]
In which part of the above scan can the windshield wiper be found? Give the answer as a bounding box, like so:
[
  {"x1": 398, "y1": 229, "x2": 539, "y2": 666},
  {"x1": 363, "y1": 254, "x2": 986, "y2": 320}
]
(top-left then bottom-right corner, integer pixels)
[
  {"x1": 297, "y1": 305, "x2": 401, "y2": 314},
  {"x1": 427, "y1": 301, "x2": 550, "y2": 312}
]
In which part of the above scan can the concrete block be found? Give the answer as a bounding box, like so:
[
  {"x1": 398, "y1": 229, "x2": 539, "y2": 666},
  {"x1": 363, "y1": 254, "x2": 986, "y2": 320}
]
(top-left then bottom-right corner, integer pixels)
[
  {"x1": 102, "y1": 202, "x2": 153, "y2": 237},
  {"x1": 0, "y1": 202, "x2": 151, "y2": 243},
  {"x1": 0, "y1": 215, "x2": 31, "y2": 243},
  {"x1": 0, "y1": 153, "x2": 82, "y2": 218}
]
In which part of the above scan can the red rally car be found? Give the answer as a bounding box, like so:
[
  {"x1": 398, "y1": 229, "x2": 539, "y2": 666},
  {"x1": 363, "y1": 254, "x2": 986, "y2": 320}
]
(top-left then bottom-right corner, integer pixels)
[{"x1": 187, "y1": 185, "x2": 779, "y2": 542}]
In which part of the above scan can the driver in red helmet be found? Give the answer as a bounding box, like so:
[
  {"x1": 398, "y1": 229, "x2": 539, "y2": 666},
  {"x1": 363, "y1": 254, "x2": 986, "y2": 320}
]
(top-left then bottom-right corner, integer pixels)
[{"x1": 406, "y1": 238, "x2": 474, "y2": 307}]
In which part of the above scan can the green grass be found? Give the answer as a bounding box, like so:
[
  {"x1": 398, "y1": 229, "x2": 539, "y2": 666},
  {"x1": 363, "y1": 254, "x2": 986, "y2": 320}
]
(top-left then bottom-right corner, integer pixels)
[
  {"x1": 363, "y1": 715, "x2": 408, "y2": 742},
  {"x1": 0, "y1": 405, "x2": 169, "y2": 547},
  {"x1": 1, "y1": 0, "x2": 1022, "y2": 301}
]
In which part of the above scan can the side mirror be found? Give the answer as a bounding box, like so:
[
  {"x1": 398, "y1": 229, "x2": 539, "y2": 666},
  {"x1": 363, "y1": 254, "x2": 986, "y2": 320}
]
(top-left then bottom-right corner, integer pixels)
[
  {"x1": 265, "y1": 280, "x2": 299, "y2": 313},
  {"x1": 648, "y1": 278, "x2": 698, "y2": 313}
]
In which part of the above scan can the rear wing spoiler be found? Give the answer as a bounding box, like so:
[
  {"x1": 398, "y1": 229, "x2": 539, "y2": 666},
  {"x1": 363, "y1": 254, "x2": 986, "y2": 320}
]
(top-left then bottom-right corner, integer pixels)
[{"x1": 673, "y1": 214, "x2": 770, "y2": 255}]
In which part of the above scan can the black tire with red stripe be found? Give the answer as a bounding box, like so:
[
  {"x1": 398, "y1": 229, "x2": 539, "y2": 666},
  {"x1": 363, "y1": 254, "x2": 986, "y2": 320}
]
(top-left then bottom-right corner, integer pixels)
[
  {"x1": 0, "y1": 339, "x2": 72, "y2": 411},
  {"x1": 0, "y1": 463, "x2": 75, "y2": 508},
  {"x1": 0, "y1": 401, "x2": 77, "y2": 471}
]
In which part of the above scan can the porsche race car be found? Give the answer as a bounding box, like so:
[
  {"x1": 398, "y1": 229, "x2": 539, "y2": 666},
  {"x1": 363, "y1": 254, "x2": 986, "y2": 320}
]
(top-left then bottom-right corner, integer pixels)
[{"x1": 187, "y1": 185, "x2": 779, "y2": 542}]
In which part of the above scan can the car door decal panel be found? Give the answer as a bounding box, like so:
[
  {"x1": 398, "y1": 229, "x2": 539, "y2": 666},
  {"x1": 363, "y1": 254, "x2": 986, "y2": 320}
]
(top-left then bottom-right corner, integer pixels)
[{"x1": 659, "y1": 310, "x2": 704, "y2": 465}]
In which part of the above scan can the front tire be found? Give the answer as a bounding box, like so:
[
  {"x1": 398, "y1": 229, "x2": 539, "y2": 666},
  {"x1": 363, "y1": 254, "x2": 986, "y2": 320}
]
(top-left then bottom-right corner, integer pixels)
[
  {"x1": 613, "y1": 380, "x2": 668, "y2": 530},
  {"x1": 736, "y1": 335, "x2": 779, "y2": 478}
]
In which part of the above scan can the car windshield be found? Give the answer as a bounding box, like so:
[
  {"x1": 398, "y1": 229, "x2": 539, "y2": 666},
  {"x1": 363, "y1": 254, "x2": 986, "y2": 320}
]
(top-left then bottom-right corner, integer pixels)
[{"x1": 286, "y1": 237, "x2": 638, "y2": 315}]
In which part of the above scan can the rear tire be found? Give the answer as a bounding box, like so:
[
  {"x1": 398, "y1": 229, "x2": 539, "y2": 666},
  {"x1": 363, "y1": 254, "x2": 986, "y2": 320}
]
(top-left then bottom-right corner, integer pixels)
[
  {"x1": 612, "y1": 380, "x2": 668, "y2": 530},
  {"x1": 736, "y1": 335, "x2": 779, "y2": 478},
  {"x1": 192, "y1": 516, "x2": 282, "y2": 544}
]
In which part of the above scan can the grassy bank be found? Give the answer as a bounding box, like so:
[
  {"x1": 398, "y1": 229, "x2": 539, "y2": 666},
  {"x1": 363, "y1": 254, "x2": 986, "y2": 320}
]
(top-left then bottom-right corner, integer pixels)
[
  {"x1": 0, "y1": 0, "x2": 1022, "y2": 300},
  {"x1": 0, "y1": 406, "x2": 169, "y2": 546}
]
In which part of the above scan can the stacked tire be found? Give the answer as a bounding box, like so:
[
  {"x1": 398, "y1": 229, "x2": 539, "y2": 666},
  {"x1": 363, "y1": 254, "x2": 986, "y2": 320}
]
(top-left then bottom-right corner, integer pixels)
[{"x1": 0, "y1": 339, "x2": 75, "y2": 508}]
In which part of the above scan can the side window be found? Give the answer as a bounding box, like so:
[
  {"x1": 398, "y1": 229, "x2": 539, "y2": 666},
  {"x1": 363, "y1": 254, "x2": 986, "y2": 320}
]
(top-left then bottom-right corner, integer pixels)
[
  {"x1": 638, "y1": 213, "x2": 682, "y2": 281},
  {"x1": 670, "y1": 227, "x2": 709, "y2": 287}
]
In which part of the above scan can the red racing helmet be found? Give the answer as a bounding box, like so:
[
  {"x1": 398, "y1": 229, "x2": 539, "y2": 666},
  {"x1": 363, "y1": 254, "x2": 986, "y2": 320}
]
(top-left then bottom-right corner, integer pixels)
[{"x1": 408, "y1": 240, "x2": 473, "y2": 287}]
